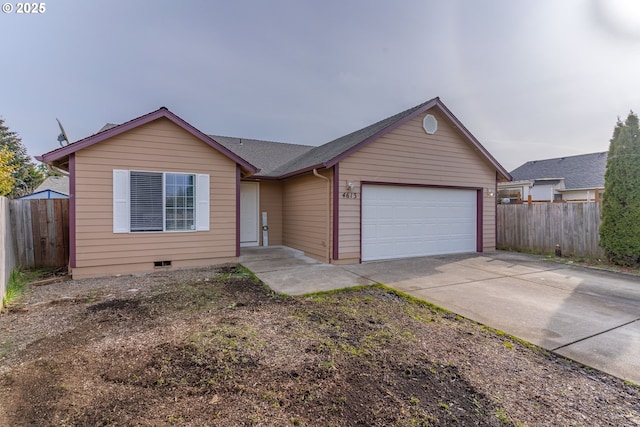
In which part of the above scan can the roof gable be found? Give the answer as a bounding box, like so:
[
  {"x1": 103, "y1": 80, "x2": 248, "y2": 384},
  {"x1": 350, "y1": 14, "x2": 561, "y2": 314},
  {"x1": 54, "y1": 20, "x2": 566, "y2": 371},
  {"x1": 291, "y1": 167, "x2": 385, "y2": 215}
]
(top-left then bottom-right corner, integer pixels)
[
  {"x1": 262, "y1": 97, "x2": 511, "y2": 180},
  {"x1": 37, "y1": 108, "x2": 258, "y2": 174},
  {"x1": 510, "y1": 152, "x2": 607, "y2": 189}
]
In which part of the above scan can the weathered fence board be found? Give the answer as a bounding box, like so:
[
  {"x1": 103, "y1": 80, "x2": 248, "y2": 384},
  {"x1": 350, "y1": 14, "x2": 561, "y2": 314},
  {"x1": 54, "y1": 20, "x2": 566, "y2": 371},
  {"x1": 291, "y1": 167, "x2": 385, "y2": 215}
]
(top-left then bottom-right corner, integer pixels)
[
  {"x1": 1, "y1": 197, "x2": 18, "y2": 302},
  {"x1": 9, "y1": 199, "x2": 69, "y2": 269},
  {"x1": 497, "y1": 202, "x2": 604, "y2": 258}
]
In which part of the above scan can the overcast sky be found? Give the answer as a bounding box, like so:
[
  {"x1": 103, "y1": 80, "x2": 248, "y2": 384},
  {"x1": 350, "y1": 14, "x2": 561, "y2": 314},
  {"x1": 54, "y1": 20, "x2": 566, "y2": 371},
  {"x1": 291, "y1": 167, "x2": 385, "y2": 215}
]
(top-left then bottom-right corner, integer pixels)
[{"x1": 2, "y1": 0, "x2": 639, "y2": 171}]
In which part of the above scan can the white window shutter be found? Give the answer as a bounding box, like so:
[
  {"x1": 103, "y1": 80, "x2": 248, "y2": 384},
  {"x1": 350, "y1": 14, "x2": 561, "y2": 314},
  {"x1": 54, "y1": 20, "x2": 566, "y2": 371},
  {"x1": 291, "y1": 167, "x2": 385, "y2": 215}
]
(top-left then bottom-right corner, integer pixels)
[
  {"x1": 196, "y1": 174, "x2": 210, "y2": 231},
  {"x1": 113, "y1": 169, "x2": 130, "y2": 233}
]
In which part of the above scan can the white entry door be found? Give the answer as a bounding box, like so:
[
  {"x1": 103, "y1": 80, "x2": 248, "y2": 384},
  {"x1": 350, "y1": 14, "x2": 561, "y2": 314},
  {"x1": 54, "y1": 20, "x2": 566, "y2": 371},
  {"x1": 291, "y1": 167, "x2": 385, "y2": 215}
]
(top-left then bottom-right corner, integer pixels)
[
  {"x1": 240, "y1": 182, "x2": 259, "y2": 247},
  {"x1": 361, "y1": 185, "x2": 477, "y2": 261}
]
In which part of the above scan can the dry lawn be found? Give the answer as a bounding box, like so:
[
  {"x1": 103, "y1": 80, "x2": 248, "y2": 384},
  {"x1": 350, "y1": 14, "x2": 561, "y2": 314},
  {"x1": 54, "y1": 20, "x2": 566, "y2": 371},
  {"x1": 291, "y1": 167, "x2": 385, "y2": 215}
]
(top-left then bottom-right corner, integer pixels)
[{"x1": 0, "y1": 265, "x2": 639, "y2": 426}]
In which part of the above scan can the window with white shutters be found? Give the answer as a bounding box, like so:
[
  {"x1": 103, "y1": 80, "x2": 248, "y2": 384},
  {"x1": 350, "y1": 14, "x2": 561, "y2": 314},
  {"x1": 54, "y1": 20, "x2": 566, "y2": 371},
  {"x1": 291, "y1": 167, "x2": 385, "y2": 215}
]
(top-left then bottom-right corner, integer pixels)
[{"x1": 113, "y1": 170, "x2": 209, "y2": 233}]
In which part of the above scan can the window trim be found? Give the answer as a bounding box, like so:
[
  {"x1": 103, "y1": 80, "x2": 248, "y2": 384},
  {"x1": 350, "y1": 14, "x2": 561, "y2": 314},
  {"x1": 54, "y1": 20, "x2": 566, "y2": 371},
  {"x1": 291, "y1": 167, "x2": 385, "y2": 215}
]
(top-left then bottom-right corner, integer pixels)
[{"x1": 113, "y1": 169, "x2": 210, "y2": 234}]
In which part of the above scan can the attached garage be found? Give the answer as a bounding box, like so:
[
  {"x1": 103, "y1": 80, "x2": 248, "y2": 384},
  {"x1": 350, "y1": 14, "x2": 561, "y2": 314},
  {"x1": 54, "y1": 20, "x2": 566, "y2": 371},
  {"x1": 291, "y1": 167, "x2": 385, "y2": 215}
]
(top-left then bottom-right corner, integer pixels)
[
  {"x1": 361, "y1": 185, "x2": 479, "y2": 261},
  {"x1": 38, "y1": 97, "x2": 511, "y2": 279}
]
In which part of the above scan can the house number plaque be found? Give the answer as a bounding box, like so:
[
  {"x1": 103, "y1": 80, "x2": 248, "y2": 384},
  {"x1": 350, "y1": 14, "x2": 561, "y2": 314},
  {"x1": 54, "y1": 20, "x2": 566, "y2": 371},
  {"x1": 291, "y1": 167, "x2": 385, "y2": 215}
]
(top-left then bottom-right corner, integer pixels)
[{"x1": 342, "y1": 192, "x2": 357, "y2": 199}]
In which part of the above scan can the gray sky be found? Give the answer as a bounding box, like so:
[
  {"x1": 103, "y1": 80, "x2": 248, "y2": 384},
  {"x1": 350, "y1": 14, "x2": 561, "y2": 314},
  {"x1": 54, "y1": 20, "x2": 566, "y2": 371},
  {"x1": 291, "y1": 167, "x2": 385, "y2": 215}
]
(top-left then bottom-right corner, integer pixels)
[{"x1": 2, "y1": 0, "x2": 639, "y2": 171}]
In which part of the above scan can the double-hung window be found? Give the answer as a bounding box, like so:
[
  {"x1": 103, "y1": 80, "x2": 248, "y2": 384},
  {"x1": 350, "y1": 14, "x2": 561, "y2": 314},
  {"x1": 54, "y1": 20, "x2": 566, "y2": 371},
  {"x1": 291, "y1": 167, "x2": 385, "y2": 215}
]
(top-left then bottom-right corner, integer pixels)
[{"x1": 113, "y1": 170, "x2": 209, "y2": 233}]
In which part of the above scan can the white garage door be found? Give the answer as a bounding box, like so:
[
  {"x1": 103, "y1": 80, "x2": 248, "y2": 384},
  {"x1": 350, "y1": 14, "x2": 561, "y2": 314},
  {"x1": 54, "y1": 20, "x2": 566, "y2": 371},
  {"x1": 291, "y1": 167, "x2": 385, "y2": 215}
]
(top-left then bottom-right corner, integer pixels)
[{"x1": 361, "y1": 185, "x2": 477, "y2": 261}]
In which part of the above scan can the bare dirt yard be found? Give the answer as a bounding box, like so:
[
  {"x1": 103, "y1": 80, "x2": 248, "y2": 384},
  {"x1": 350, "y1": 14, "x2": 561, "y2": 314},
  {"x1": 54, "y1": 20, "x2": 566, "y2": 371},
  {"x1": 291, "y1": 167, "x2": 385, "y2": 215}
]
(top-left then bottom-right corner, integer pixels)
[{"x1": 1, "y1": 265, "x2": 639, "y2": 426}]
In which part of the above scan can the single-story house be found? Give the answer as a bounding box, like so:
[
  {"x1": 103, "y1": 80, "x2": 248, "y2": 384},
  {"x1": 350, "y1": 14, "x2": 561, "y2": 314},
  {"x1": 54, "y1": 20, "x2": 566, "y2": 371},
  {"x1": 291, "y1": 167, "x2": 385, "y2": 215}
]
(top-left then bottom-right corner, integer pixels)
[
  {"x1": 18, "y1": 176, "x2": 69, "y2": 199},
  {"x1": 498, "y1": 152, "x2": 606, "y2": 203},
  {"x1": 37, "y1": 97, "x2": 511, "y2": 279}
]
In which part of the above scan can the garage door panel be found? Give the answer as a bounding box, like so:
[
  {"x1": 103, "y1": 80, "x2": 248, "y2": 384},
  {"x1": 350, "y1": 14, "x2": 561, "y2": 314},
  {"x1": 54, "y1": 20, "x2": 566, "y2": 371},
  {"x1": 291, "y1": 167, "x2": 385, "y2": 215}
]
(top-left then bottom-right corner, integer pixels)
[{"x1": 362, "y1": 185, "x2": 476, "y2": 261}]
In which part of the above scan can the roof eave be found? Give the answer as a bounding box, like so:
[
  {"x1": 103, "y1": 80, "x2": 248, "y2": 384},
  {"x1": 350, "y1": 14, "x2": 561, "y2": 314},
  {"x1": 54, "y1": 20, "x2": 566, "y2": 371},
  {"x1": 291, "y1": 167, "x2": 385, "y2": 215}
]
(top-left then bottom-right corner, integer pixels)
[
  {"x1": 434, "y1": 100, "x2": 512, "y2": 181},
  {"x1": 266, "y1": 163, "x2": 327, "y2": 180},
  {"x1": 498, "y1": 179, "x2": 534, "y2": 186},
  {"x1": 39, "y1": 108, "x2": 259, "y2": 175},
  {"x1": 557, "y1": 186, "x2": 605, "y2": 192},
  {"x1": 321, "y1": 97, "x2": 512, "y2": 182},
  {"x1": 323, "y1": 98, "x2": 440, "y2": 169}
]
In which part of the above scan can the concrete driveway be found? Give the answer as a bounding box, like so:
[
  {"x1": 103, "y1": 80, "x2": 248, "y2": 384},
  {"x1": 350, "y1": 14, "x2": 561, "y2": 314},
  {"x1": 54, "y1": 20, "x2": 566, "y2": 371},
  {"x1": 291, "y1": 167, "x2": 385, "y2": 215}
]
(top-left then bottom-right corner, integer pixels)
[{"x1": 240, "y1": 247, "x2": 640, "y2": 385}]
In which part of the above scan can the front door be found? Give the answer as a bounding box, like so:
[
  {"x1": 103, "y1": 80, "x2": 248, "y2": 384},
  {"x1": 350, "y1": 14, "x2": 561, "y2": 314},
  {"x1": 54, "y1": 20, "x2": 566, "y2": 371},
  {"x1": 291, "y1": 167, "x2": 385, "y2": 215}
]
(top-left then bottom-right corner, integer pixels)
[{"x1": 240, "y1": 182, "x2": 259, "y2": 246}]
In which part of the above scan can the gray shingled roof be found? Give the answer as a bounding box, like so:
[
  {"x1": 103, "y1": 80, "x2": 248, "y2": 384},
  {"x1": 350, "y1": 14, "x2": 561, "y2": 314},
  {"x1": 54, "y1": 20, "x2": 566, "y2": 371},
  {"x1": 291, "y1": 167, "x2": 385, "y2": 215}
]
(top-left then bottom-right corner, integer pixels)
[
  {"x1": 510, "y1": 152, "x2": 607, "y2": 189},
  {"x1": 34, "y1": 175, "x2": 69, "y2": 195},
  {"x1": 211, "y1": 135, "x2": 313, "y2": 176},
  {"x1": 263, "y1": 99, "x2": 436, "y2": 177},
  {"x1": 87, "y1": 96, "x2": 510, "y2": 180},
  {"x1": 207, "y1": 99, "x2": 435, "y2": 178}
]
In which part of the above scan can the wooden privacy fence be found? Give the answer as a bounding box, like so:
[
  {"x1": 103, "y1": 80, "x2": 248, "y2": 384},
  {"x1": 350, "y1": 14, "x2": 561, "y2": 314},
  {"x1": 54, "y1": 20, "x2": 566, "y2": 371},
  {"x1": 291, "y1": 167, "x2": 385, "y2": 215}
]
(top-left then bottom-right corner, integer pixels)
[
  {"x1": 497, "y1": 202, "x2": 604, "y2": 258},
  {"x1": 9, "y1": 199, "x2": 70, "y2": 269},
  {"x1": 1, "y1": 196, "x2": 17, "y2": 301}
]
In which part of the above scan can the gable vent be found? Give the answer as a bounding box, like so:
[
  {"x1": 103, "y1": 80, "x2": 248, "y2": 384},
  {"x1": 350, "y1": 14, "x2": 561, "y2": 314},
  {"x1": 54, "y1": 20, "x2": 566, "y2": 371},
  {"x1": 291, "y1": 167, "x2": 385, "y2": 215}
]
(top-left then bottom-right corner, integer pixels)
[{"x1": 422, "y1": 114, "x2": 438, "y2": 134}]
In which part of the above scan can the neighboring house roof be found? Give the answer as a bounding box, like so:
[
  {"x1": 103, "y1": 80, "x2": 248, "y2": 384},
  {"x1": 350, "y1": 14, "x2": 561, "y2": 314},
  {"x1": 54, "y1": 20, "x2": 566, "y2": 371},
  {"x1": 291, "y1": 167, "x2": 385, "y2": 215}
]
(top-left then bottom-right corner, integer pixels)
[
  {"x1": 36, "y1": 108, "x2": 259, "y2": 175},
  {"x1": 34, "y1": 175, "x2": 69, "y2": 195},
  {"x1": 98, "y1": 123, "x2": 119, "y2": 133},
  {"x1": 18, "y1": 189, "x2": 69, "y2": 199},
  {"x1": 510, "y1": 152, "x2": 607, "y2": 190},
  {"x1": 212, "y1": 135, "x2": 313, "y2": 176}
]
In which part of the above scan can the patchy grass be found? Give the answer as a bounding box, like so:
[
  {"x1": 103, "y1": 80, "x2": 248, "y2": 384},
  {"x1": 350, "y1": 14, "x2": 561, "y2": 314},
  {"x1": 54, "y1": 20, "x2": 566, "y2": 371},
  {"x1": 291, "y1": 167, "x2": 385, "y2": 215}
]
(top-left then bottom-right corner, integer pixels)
[
  {"x1": 0, "y1": 265, "x2": 638, "y2": 426},
  {"x1": 2, "y1": 269, "x2": 28, "y2": 308},
  {"x1": 556, "y1": 256, "x2": 640, "y2": 276},
  {"x1": 498, "y1": 246, "x2": 640, "y2": 276}
]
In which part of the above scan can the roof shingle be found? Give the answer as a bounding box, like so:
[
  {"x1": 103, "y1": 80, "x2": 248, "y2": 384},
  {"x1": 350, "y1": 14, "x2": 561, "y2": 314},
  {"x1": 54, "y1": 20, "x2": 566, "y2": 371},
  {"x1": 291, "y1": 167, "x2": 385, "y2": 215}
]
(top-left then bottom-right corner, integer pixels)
[
  {"x1": 211, "y1": 135, "x2": 313, "y2": 176},
  {"x1": 34, "y1": 175, "x2": 69, "y2": 195},
  {"x1": 510, "y1": 152, "x2": 607, "y2": 189},
  {"x1": 262, "y1": 99, "x2": 437, "y2": 177}
]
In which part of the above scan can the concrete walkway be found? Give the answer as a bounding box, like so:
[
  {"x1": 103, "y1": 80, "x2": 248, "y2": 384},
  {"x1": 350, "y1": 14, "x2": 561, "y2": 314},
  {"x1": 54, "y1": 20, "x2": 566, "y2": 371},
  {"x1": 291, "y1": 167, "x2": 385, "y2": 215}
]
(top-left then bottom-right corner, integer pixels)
[{"x1": 240, "y1": 246, "x2": 640, "y2": 385}]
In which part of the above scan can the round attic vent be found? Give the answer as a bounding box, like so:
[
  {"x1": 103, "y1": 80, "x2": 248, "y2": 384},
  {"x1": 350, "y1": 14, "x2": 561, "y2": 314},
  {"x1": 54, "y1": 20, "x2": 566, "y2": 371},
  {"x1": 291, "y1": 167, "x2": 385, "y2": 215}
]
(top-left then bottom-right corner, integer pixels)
[{"x1": 422, "y1": 114, "x2": 438, "y2": 134}]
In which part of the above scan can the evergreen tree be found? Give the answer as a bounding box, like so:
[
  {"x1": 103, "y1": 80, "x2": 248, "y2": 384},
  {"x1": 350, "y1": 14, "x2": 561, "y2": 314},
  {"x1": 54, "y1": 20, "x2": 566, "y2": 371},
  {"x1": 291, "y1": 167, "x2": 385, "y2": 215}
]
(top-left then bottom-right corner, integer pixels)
[
  {"x1": 600, "y1": 111, "x2": 640, "y2": 266},
  {"x1": 0, "y1": 146, "x2": 16, "y2": 196},
  {"x1": 0, "y1": 117, "x2": 44, "y2": 198}
]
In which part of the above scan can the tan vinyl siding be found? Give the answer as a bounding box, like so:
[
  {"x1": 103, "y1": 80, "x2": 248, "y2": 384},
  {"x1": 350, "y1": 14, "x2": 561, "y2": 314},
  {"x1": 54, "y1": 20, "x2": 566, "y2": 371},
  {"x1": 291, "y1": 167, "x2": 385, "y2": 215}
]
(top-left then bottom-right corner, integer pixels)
[
  {"x1": 282, "y1": 170, "x2": 332, "y2": 262},
  {"x1": 258, "y1": 181, "x2": 283, "y2": 246},
  {"x1": 338, "y1": 109, "x2": 497, "y2": 259},
  {"x1": 72, "y1": 118, "x2": 238, "y2": 278}
]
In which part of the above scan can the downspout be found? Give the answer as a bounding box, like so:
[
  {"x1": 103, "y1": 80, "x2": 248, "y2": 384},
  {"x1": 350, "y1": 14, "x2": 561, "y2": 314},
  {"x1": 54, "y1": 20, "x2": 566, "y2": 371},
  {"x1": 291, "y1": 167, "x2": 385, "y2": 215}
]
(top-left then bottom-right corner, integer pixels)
[{"x1": 313, "y1": 169, "x2": 331, "y2": 262}]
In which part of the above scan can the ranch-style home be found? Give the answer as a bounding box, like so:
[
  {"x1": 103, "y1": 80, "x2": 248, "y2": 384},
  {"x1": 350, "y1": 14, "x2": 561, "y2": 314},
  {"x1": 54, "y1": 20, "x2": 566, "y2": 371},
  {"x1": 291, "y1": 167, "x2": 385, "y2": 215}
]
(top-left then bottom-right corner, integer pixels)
[{"x1": 37, "y1": 97, "x2": 512, "y2": 279}]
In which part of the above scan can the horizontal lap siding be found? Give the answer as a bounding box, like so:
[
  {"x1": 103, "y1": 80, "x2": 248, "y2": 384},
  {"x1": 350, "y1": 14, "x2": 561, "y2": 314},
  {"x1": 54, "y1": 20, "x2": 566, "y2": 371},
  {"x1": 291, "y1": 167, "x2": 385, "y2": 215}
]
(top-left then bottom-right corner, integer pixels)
[
  {"x1": 283, "y1": 171, "x2": 331, "y2": 261},
  {"x1": 73, "y1": 118, "x2": 237, "y2": 277},
  {"x1": 259, "y1": 181, "x2": 283, "y2": 246},
  {"x1": 338, "y1": 110, "x2": 497, "y2": 258}
]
